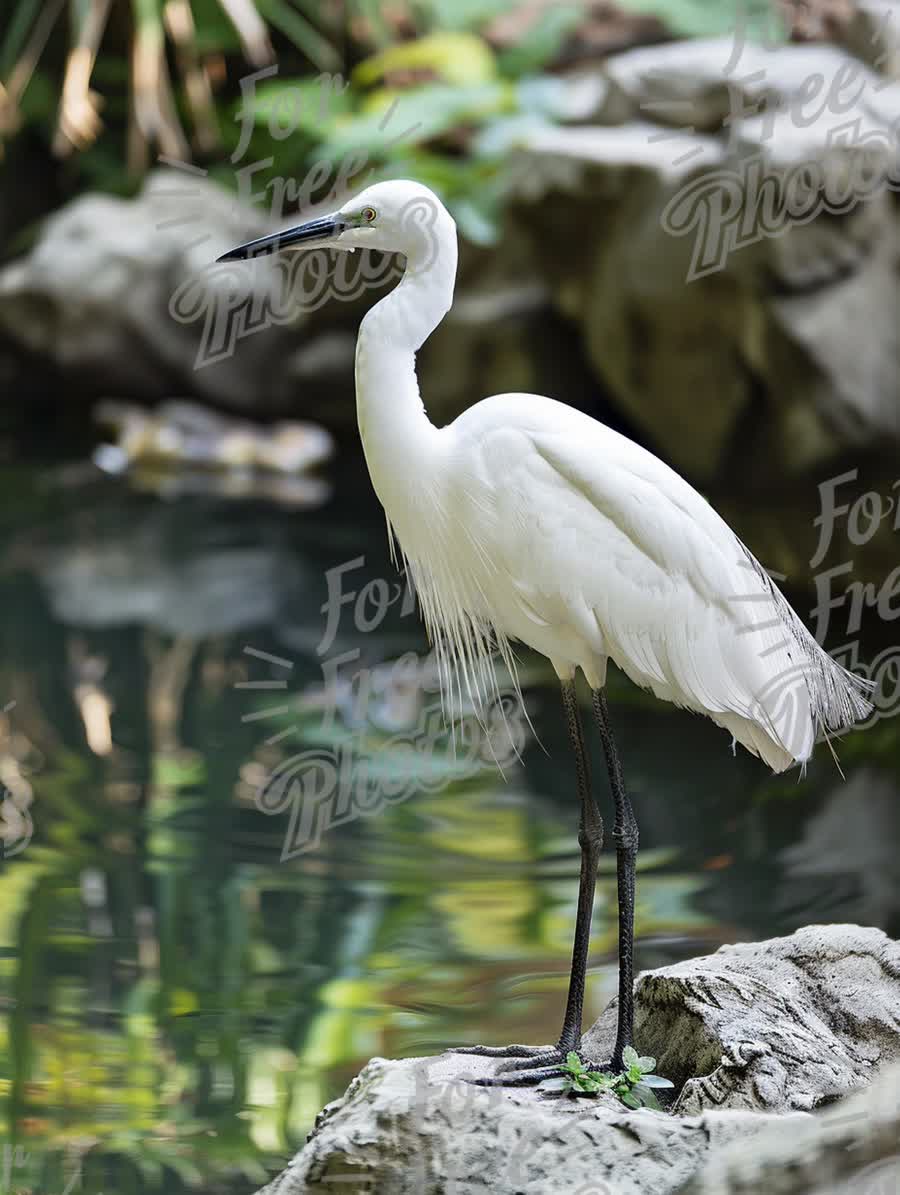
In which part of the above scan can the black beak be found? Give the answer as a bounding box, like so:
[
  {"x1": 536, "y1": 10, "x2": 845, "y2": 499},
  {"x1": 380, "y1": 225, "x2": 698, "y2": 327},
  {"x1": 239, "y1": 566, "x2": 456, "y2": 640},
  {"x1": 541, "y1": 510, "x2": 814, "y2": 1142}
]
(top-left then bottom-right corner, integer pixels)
[{"x1": 216, "y1": 215, "x2": 345, "y2": 262}]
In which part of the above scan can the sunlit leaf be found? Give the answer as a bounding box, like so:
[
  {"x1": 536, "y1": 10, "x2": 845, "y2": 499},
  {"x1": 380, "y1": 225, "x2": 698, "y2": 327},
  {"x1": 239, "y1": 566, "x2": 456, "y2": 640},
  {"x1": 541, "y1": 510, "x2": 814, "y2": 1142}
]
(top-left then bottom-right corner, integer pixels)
[{"x1": 353, "y1": 32, "x2": 497, "y2": 88}]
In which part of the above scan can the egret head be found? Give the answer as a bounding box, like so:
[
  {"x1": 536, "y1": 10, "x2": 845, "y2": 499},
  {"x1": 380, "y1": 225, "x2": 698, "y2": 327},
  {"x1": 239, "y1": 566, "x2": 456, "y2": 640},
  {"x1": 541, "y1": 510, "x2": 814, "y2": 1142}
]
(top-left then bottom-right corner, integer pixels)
[{"x1": 217, "y1": 179, "x2": 451, "y2": 264}]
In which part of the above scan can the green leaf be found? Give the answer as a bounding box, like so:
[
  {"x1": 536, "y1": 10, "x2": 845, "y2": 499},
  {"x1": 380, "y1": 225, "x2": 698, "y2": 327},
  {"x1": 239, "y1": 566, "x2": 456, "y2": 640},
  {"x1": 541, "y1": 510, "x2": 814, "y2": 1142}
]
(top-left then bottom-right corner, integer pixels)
[
  {"x1": 315, "y1": 82, "x2": 511, "y2": 164},
  {"x1": 622, "y1": 1046, "x2": 639, "y2": 1068},
  {"x1": 191, "y1": 0, "x2": 242, "y2": 54},
  {"x1": 634, "y1": 1085, "x2": 662, "y2": 1111},
  {"x1": 638, "y1": 1055, "x2": 656, "y2": 1073},
  {"x1": 620, "y1": 1091, "x2": 641, "y2": 1109},
  {"x1": 152, "y1": 753, "x2": 207, "y2": 789},
  {"x1": 414, "y1": 0, "x2": 512, "y2": 31},
  {"x1": 353, "y1": 32, "x2": 497, "y2": 88},
  {"x1": 576, "y1": 1074, "x2": 601, "y2": 1093},
  {"x1": 637, "y1": 1074, "x2": 674, "y2": 1089},
  {"x1": 565, "y1": 1051, "x2": 584, "y2": 1074}
]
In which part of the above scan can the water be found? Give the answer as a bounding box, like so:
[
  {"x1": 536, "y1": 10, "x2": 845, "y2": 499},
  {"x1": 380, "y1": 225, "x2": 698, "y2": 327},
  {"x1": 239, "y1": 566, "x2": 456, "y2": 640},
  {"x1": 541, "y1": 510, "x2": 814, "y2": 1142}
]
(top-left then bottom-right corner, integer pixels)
[{"x1": 1, "y1": 430, "x2": 898, "y2": 1194}]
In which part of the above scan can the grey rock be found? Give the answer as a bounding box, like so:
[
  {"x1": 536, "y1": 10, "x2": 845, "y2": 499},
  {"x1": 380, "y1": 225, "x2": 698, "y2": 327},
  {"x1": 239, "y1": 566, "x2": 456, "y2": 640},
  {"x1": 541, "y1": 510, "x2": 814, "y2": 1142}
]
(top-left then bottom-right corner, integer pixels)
[
  {"x1": 512, "y1": 37, "x2": 900, "y2": 482},
  {"x1": 258, "y1": 1052, "x2": 802, "y2": 1195},
  {"x1": 601, "y1": 38, "x2": 888, "y2": 132},
  {"x1": 255, "y1": 925, "x2": 900, "y2": 1195},
  {"x1": 683, "y1": 1060, "x2": 900, "y2": 1194},
  {"x1": 836, "y1": 0, "x2": 900, "y2": 80},
  {"x1": 583, "y1": 924, "x2": 900, "y2": 1115},
  {"x1": 0, "y1": 170, "x2": 307, "y2": 410}
]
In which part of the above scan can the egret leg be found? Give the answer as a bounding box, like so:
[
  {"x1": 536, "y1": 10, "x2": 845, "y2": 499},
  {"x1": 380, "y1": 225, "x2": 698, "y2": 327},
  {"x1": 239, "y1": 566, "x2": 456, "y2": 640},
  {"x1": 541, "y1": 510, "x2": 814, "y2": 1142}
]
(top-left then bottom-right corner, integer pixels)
[
  {"x1": 454, "y1": 677, "x2": 604, "y2": 1079},
  {"x1": 591, "y1": 687, "x2": 638, "y2": 1071},
  {"x1": 556, "y1": 676, "x2": 605, "y2": 1052}
]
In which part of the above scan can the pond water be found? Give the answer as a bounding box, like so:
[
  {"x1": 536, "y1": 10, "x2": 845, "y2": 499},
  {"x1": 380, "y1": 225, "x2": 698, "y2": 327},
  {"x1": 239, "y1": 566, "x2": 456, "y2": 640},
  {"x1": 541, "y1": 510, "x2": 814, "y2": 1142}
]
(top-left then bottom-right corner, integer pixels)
[{"x1": 1, "y1": 420, "x2": 898, "y2": 1194}]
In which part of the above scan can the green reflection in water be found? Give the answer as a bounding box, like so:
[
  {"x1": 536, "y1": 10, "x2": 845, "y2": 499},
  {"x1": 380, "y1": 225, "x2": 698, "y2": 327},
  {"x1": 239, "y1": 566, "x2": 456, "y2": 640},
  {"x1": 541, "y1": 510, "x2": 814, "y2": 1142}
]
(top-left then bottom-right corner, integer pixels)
[{"x1": 1, "y1": 458, "x2": 898, "y2": 1193}]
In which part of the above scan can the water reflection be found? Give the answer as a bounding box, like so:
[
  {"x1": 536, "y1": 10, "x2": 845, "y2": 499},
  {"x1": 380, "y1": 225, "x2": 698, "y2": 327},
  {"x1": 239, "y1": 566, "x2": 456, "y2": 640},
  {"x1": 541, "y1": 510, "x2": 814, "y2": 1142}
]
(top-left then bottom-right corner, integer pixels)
[{"x1": 0, "y1": 457, "x2": 897, "y2": 1193}]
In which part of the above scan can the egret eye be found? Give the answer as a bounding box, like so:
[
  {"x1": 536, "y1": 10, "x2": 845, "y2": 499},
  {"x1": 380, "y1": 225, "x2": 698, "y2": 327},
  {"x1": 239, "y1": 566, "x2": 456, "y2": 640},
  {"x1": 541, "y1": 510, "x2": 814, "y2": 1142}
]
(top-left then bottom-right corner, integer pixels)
[{"x1": 362, "y1": 207, "x2": 377, "y2": 223}]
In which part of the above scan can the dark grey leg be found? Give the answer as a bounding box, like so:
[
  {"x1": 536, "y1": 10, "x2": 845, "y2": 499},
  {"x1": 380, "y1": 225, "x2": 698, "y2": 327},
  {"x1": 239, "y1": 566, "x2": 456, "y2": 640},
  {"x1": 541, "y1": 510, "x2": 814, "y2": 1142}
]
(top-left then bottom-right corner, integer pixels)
[
  {"x1": 556, "y1": 676, "x2": 604, "y2": 1050},
  {"x1": 456, "y1": 677, "x2": 604, "y2": 1082},
  {"x1": 591, "y1": 687, "x2": 638, "y2": 1071}
]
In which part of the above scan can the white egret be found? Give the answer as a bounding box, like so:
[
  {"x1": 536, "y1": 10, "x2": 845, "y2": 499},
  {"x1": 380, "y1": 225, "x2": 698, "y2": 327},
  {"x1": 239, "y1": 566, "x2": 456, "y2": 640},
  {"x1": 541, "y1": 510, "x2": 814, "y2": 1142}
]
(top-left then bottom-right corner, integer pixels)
[{"x1": 219, "y1": 180, "x2": 873, "y2": 1084}]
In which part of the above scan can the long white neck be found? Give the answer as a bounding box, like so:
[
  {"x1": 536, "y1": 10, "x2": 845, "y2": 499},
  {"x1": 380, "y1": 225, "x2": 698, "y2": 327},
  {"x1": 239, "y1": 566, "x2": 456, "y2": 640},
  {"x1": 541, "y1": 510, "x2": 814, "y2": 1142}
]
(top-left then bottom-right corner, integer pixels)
[{"x1": 354, "y1": 228, "x2": 458, "y2": 523}]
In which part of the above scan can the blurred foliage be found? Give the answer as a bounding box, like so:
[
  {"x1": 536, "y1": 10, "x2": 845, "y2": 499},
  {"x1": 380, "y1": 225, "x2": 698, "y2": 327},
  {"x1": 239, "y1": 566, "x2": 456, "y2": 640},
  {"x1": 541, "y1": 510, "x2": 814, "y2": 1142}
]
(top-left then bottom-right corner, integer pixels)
[{"x1": 1, "y1": 0, "x2": 783, "y2": 242}]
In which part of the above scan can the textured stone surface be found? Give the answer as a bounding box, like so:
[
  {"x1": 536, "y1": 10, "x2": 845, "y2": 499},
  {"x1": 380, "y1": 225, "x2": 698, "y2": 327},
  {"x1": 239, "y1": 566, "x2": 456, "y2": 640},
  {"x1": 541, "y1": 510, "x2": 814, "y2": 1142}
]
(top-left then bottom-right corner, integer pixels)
[
  {"x1": 583, "y1": 923, "x2": 900, "y2": 1115},
  {"x1": 255, "y1": 925, "x2": 900, "y2": 1194},
  {"x1": 684, "y1": 1060, "x2": 900, "y2": 1194},
  {"x1": 258, "y1": 1053, "x2": 799, "y2": 1195}
]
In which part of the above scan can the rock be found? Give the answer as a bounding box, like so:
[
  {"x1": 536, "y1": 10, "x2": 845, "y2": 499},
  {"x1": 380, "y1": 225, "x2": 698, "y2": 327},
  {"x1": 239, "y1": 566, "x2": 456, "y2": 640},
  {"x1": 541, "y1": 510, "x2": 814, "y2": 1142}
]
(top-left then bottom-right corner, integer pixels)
[
  {"x1": 835, "y1": 0, "x2": 900, "y2": 79},
  {"x1": 601, "y1": 36, "x2": 774, "y2": 129},
  {"x1": 0, "y1": 170, "x2": 313, "y2": 412},
  {"x1": 258, "y1": 1053, "x2": 802, "y2": 1195},
  {"x1": 583, "y1": 923, "x2": 900, "y2": 1114},
  {"x1": 601, "y1": 38, "x2": 888, "y2": 130},
  {"x1": 255, "y1": 925, "x2": 900, "y2": 1194},
  {"x1": 683, "y1": 1060, "x2": 900, "y2": 1194},
  {"x1": 511, "y1": 38, "x2": 900, "y2": 483}
]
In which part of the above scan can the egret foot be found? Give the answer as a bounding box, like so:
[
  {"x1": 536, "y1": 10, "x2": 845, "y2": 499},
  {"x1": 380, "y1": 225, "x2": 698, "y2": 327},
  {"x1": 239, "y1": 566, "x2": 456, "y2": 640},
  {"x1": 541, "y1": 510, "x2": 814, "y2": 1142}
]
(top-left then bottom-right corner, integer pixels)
[
  {"x1": 448, "y1": 1043, "x2": 552, "y2": 1060},
  {"x1": 466, "y1": 1045, "x2": 605, "y2": 1088}
]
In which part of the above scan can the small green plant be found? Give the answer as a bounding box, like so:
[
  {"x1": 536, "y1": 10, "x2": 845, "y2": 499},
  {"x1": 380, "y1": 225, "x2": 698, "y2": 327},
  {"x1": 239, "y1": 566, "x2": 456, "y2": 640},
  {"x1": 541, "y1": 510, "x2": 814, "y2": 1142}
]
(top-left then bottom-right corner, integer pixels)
[{"x1": 541, "y1": 1047, "x2": 674, "y2": 1110}]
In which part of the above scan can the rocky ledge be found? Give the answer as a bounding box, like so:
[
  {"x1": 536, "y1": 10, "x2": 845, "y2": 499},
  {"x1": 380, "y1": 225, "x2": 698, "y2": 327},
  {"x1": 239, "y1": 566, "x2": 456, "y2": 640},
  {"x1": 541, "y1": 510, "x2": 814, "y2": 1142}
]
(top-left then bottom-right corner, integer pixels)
[{"x1": 256, "y1": 924, "x2": 900, "y2": 1194}]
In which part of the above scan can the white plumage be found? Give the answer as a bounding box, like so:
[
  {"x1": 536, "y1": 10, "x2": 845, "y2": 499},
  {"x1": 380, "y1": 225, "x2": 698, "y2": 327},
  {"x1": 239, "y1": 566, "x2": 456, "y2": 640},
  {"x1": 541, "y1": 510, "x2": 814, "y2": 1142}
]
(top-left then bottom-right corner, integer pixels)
[
  {"x1": 345, "y1": 180, "x2": 871, "y2": 773},
  {"x1": 223, "y1": 178, "x2": 873, "y2": 773},
  {"x1": 386, "y1": 390, "x2": 875, "y2": 771}
]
